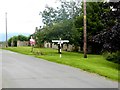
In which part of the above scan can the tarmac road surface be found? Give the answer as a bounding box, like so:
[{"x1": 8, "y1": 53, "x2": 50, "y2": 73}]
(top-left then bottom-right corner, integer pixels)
[
  {"x1": 0, "y1": 50, "x2": 2, "y2": 89},
  {"x1": 1, "y1": 50, "x2": 118, "y2": 88}
]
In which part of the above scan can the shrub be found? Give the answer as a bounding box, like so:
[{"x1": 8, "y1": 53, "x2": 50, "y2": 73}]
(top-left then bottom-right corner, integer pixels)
[{"x1": 103, "y1": 51, "x2": 120, "y2": 64}]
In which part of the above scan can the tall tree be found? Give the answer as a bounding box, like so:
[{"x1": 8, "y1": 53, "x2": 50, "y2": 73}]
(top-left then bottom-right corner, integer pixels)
[
  {"x1": 40, "y1": 6, "x2": 57, "y2": 26},
  {"x1": 39, "y1": 0, "x2": 81, "y2": 26},
  {"x1": 93, "y1": 1, "x2": 120, "y2": 52},
  {"x1": 38, "y1": 0, "x2": 82, "y2": 50},
  {"x1": 75, "y1": 2, "x2": 105, "y2": 53},
  {"x1": 18, "y1": 35, "x2": 28, "y2": 41}
]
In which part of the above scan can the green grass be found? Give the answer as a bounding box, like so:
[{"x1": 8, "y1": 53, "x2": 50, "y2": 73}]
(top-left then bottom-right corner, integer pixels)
[{"x1": 3, "y1": 46, "x2": 119, "y2": 81}]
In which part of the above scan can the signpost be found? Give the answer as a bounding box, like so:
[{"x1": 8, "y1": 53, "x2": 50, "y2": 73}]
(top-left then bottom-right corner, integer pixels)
[
  {"x1": 30, "y1": 36, "x2": 35, "y2": 52},
  {"x1": 52, "y1": 38, "x2": 69, "y2": 58}
]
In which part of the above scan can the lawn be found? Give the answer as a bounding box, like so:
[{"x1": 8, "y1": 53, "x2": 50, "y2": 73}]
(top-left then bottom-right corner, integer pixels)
[{"x1": 3, "y1": 46, "x2": 119, "y2": 81}]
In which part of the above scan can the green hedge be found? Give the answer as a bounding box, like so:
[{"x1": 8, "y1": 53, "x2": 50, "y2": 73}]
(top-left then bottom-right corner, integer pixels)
[{"x1": 104, "y1": 51, "x2": 120, "y2": 64}]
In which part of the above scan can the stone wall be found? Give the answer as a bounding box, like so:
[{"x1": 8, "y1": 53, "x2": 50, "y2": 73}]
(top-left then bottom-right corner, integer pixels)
[
  {"x1": 0, "y1": 44, "x2": 2, "y2": 48},
  {"x1": 44, "y1": 42, "x2": 81, "y2": 52},
  {"x1": 44, "y1": 41, "x2": 51, "y2": 48},
  {"x1": 52, "y1": 43, "x2": 58, "y2": 49},
  {"x1": 0, "y1": 42, "x2": 6, "y2": 48},
  {"x1": 17, "y1": 41, "x2": 29, "y2": 47}
]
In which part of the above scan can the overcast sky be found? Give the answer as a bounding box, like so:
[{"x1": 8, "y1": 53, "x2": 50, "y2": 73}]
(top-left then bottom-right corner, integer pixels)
[
  {"x1": 0, "y1": 0, "x2": 60, "y2": 34},
  {"x1": 0, "y1": 0, "x2": 111, "y2": 35}
]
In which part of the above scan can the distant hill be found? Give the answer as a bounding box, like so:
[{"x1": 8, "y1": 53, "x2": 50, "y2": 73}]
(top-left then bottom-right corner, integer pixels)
[{"x1": 0, "y1": 33, "x2": 31, "y2": 42}]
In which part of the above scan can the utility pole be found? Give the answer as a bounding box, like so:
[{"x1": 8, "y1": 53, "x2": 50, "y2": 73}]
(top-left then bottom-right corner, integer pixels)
[
  {"x1": 5, "y1": 12, "x2": 8, "y2": 47},
  {"x1": 83, "y1": 0, "x2": 87, "y2": 58}
]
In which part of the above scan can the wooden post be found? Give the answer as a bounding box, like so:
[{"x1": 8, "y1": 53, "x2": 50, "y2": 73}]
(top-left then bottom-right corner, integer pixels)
[
  {"x1": 83, "y1": 0, "x2": 87, "y2": 58},
  {"x1": 5, "y1": 12, "x2": 8, "y2": 47}
]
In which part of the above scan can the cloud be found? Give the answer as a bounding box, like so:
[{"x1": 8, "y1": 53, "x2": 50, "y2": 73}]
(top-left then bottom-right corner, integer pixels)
[{"x1": 0, "y1": 0, "x2": 60, "y2": 34}]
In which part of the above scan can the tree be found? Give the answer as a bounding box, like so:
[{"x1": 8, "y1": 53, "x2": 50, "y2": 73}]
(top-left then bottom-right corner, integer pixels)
[
  {"x1": 8, "y1": 38, "x2": 12, "y2": 46},
  {"x1": 92, "y1": 1, "x2": 120, "y2": 53},
  {"x1": 12, "y1": 36, "x2": 18, "y2": 47},
  {"x1": 8, "y1": 35, "x2": 29, "y2": 47},
  {"x1": 33, "y1": 27, "x2": 46, "y2": 47},
  {"x1": 40, "y1": 6, "x2": 57, "y2": 26},
  {"x1": 38, "y1": 0, "x2": 82, "y2": 51},
  {"x1": 39, "y1": 0, "x2": 81, "y2": 26},
  {"x1": 75, "y1": 2, "x2": 105, "y2": 53},
  {"x1": 18, "y1": 35, "x2": 28, "y2": 41}
]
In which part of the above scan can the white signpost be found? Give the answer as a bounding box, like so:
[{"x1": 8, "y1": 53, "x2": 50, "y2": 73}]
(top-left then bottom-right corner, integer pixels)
[
  {"x1": 30, "y1": 36, "x2": 35, "y2": 52},
  {"x1": 52, "y1": 38, "x2": 69, "y2": 58}
]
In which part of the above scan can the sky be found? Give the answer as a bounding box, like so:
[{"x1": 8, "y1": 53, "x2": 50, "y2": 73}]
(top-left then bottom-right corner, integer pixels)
[
  {"x1": 0, "y1": 0, "x2": 60, "y2": 34},
  {"x1": 0, "y1": 0, "x2": 112, "y2": 35}
]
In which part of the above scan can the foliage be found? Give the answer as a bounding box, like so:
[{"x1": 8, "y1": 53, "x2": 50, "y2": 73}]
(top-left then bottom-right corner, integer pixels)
[
  {"x1": 12, "y1": 36, "x2": 18, "y2": 46},
  {"x1": 40, "y1": 6, "x2": 57, "y2": 26},
  {"x1": 34, "y1": 27, "x2": 45, "y2": 47},
  {"x1": 17, "y1": 35, "x2": 28, "y2": 41},
  {"x1": 8, "y1": 37, "x2": 12, "y2": 46},
  {"x1": 92, "y1": 2, "x2": 120, "y2": 52},
  {"x1": 39, "y1": 0, "x2": 81, "y2": 26},
  {"x1": 93, "y1": 23, "x2": 120, "y2": 52},
  {"x1": 103, "y1": 51, "x2": 120, "y2": 64},
  {"x1": 75, "y1": 2, "x2": 105, "y2": 53},
  {"x1": 38, "y1": 0, "x2": 83, "y2": 51},
  {"x1": 38, "y1": 0, "x2": 120, "y2": 57},
  {"x1": 8, "y1": 35, "x2": 29, "y2": 47},
  {"x1": 86, "y1": 2, "x2": 104, "y2": 35}
]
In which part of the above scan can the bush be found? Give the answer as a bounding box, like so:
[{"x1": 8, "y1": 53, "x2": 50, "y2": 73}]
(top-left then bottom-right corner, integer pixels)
[{"x1": 103, "y1": 51, "x2": 120, "y2": 64}]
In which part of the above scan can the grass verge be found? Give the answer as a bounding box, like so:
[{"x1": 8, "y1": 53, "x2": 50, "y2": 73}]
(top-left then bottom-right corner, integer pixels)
[{"x1": 3, "y1": 46, "x2": 119, "y2": 81}]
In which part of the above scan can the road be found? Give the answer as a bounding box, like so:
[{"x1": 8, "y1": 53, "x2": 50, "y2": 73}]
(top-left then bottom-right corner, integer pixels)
[
  {"x1": 1, "y1": 50, "x2": 118, "y2": 88},
  {"x1": 0, "y1": 50, "x2": 2, "y2": 89}
]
